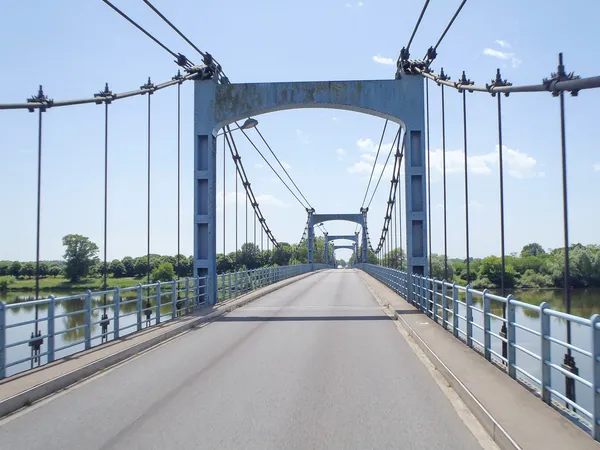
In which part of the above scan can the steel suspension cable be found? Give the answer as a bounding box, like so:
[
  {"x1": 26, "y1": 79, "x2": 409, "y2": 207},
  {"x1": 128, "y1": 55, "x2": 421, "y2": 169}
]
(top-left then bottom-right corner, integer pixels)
[
  {"x1": 496, "y1": 82, "x2": 508, "y2": 360},
  {"x1": 224, "y1": 127, "x2": 279, "y2": 247},
  {"x1": 393, "y1": 184, "x2": 398, "y2": 268},
  {"x1": 142, "y1": 79, "x2": 155, "y2": 286},
  {"x1": 236, "y1": 158, "x2": 238, "y2": 259},
  {"x1": 397, "y1": 164, "x2": 403, "y2": 270},
  {"x1": 236, "y1": 127, "x2": 307, "y2": 210},
  {"x1": 222, "y1": 133, "x2": 226, "y2": 256},
  {"x1": 431, "y1": 0, "x2": 468, "y2": 55},
  {"x1": 34, "y1": 105, "x2": 43, "y2": 327},
  {"x1": 405, "y1": 0, "x2": 431, "y2": 54},
  {"x1": 361, "y1": 120, "x2": 388, "y2": 208},
  {"x1": 367, "y1": 128, "x2": 400, "y2": 208},
  {"x1": 462, "y1": 86, "x2": 471, "y2": 282},
  {"x1": 254, "y1": 127, "x2": 313, "y2": 209},
  {"x1": 426, "y1": 79, "x2": 432, "y2": 276},
  {"x1": 176, "y1": 77, "x2": 182, "y2": 279},
  {"x1": 102, "y1": 0, "x2": 190, "y2": 67},
  {"x1": 441, "y1": 83, "x2": 448, "y2": 280},
  {"x1": 142, "y1": 0, "x2": 228, "y2": 81}
]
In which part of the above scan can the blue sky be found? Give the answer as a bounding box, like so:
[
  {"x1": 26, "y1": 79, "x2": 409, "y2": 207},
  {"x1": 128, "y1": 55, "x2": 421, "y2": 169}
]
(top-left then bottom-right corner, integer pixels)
[{"x1": 1, "y1": 0, "x2": 599, "y2": 264}]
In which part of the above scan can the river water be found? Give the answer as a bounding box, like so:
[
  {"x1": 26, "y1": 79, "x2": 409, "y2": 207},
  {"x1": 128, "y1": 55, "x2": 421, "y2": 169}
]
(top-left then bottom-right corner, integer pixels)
[{"x1": 1, "y1": 286, "x2": 599, "y2": 423}]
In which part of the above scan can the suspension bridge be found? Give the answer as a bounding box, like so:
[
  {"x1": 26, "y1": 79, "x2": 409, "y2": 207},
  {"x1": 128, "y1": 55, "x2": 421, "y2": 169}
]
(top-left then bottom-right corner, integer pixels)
[{"x1": 0, "y1": 1, "x2": 599, "y2": 449}]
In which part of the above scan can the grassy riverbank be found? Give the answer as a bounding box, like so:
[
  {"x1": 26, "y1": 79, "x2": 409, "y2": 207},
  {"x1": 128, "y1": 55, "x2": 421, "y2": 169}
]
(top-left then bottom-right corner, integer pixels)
[{"x1": 3, "y1": 276, "x2": 143, "y2": 292}]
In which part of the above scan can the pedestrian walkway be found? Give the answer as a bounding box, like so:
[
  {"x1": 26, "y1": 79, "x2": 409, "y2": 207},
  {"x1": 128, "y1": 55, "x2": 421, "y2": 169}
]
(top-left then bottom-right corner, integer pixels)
[{"x1": 357, "y1": 269, "x2": 599, "y2": 450}]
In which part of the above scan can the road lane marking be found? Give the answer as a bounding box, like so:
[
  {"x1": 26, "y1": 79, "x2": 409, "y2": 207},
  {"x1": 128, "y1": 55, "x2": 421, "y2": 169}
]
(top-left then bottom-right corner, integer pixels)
[{"x1": 359, "y1": 277, "x2": 500, "y2": 450}]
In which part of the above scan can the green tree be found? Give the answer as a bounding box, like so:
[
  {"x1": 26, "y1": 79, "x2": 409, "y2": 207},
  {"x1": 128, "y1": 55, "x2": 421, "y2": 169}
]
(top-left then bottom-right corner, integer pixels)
[
  {"x1": 271, "y1": 243, "x2": 293, "y2": 267},
  {"x1": 20, "y1": 262, "x2": 35, "y2": 278},
  {"x1": 217, "y1": 254, "x2": 235, "y2": 273},
  {"x1": 10, "y1": 261, "x2": 21, "y2": 278},
  {"x1": 49, "y1": 265, "x2": 61, "y2": 278},
  {"x1": 62, "y1": 234, "x2": 99, "y2": 282},
  {"x1": 173, "y1": 254, "x2": 190, "y2": 277},
  {"x1": 478, "y1": 255, "x2": 515, "y2": 288},
  {"x1": 133, "y1": 257, "x2": 149, "y2": 278},
  {"x1": 0, "y1": 262, "x2": 10, "y2": 276},
  {"x1": 39, "y1": 261, "x2": 49, "y2": 278},
  {"x1": 430, "y1": 254, "x2": 455, "y2": 280},
  {"x1": 109, "y1": 259, "x2": 126, "y2": 278},
  {"x1": 151, "y1": 262, "x2": 175, "y2": 282},
  {"x1": 121, "y1": 256, "x2": 135, "y2": 277},
  {"x1": 521, "y1": 243, "x2": 545, "y2": 258}
]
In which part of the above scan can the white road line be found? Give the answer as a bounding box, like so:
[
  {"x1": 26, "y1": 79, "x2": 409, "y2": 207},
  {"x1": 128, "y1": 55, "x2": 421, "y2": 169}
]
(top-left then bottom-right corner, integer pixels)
[{"x1": 360, "y1": 277, "x2": 499, "y2": 450}]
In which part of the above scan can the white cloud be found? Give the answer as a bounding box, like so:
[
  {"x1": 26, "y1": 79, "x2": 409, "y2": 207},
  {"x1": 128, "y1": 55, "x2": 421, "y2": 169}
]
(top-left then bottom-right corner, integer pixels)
[
  {"x1": 495, "y1": 40, "x2": 511, "y2": 48},
  {"x1": 254, "y1": 163, "x2": 263, "y2": 169},
  {"x1": 483, "y1": 48, "x2": 511, "y2": 60},
  {"x1": 428, "y1": 145, "x2": 541, "y2": 179},
  {"x1": 336, "y1": 148, "x2": 346, "y2": 161},
  {"x1": 483, "y1": 48, "x2": 521, "y2": 69},
  {"x1": 281, "y1": 161, "x2": 291, "y2": 169},
  {"x1": 356, "y1": 137, "x2": 396, "y2": 153},
  {"x1": 255, "y1": 194, "x2": 290, "y2": 208},
  {"x1": 594, "y1": 163, "x2": 600, "y2": 172},
  {"x1": 216, "y1": 191, "x2": 289, "y2": 209},
  {"x1": 332, "y1": 117, "x2": 340, "y2": 122},
  {"x1": 296, "y1": 128, "x2": 311, "y2": 144},
  {"x1": 346, "y1": 1, "x2": 363, "y2": 7},
  {"x1": 372, "y1": 55, "x2": 394, "y2": 65}
]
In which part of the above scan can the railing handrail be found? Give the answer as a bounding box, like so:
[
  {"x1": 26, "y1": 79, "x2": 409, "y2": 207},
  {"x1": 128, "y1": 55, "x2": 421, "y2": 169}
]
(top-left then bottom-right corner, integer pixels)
[
  {"x1": 0, "y1": 263, "x2": 319, "y2": 380},
  {"x1": 361, "y1": 263, "x2": 599, "y2": 441}
]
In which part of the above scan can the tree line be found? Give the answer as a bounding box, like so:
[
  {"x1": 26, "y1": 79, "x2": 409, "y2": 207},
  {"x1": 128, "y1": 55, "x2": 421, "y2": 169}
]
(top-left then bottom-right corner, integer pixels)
[
  {"x1": 370, "y1": 242, "x2": 600, "y2": 289},
  {"x1": 1, "y1": 234, "x2": 346, "y2": 285}
]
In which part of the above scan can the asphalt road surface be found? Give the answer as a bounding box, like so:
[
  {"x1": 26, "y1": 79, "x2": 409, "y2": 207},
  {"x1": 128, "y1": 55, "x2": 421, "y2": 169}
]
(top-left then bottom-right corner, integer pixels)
[{"x1": 0, "y1": 270, "x2": 482, "y2": 449}]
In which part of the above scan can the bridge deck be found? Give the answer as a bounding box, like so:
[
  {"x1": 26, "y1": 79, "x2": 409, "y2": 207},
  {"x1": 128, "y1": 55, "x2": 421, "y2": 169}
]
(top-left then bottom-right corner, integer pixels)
[{"x1": 0, "y1": 270, "x2": 482, "y2": 450}]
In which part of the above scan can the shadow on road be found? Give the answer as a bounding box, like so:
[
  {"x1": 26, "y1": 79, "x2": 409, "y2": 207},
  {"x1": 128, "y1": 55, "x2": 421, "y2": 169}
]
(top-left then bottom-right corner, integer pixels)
[{"x1": 217, "y1": 315, "x2": 393, "y2": 322}]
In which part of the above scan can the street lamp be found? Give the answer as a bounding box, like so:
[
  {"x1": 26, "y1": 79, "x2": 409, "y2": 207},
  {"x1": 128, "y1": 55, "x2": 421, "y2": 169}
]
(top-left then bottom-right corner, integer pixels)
[{"x1": 216, "y1": 118, "x2": 259, "y2": 136}]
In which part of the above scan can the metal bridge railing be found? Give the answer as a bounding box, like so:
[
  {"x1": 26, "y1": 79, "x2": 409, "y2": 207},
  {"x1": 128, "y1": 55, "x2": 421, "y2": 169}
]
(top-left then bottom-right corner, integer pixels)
[
  {"x1": 0, "y1": 264, "x2": 326, "y2": 380},
  {"x1": 362, "y1": 263, "x2": 600, "y2": 441}
]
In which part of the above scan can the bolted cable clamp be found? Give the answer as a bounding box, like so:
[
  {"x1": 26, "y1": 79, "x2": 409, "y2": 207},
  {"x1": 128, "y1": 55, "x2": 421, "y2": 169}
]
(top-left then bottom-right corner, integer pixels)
[
  {"x1": 94, "y1": 83, "x2": 115, "y2": 104},
  {"x1": 543, "y1": 53, "x2": 580, "y2": 97},
  {"x1": 140, "y1": 77, "x2": 156, "y2": 95},
  {"x1": 456, "y1": 71, "x2": 474, "y2": 93},
  {"x1": 27, "y1": 85, "x2": 53, "y2": 112},
  {"x1": 487, "y1": 69, "x2": 512, "y2": 97}
]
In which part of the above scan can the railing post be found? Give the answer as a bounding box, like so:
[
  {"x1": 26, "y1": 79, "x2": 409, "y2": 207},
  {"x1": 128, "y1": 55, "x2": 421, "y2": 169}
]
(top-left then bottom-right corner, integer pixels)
[
  {"x1": 432, "y1": 280, "x2": 438, "y2": 323},
  {"x1": 483, "y1": 289, "x2": 491, "y2": 361},
  {"x1": 136, "y1": 283, "x2": 143, "y2": 331},
  {"x1": 422, "y1": 277, "x2": 427, "y2": 311},
  {"x1": 506, "y1": 295, "x2": 516, "y2": 379},
  {"x1": 156, "y1": 282, "x2": 161, "y2": 325},
  {"x1": 228, "y1": 273, "x2": 232, "y2": 299},
  {"x1": 441, "y1": 281, "x2": 448, "y2": 330},
  {"x1": 85, "y1": 290, "x2": 92, "y2": 350},
  {"x1": 185, "y1": 278, "x2": 190, "y2": 313},
  {"x1": 172, "y1": 280, "x2": 177, "y2": 319},
  {"x1": 47, "y1": 295, "x2": 55, "y2": 363},
  {"x1": 540, "y1": 302, "x2": 551, "y2": 404},
  {"x1": 221, "y1": 273, "x2": 225, "y2": 300},
  {"x1": 465, "y1": 285, "x2": 473, "y2": 348},
  {"x1": 0, "y1": 302, "x2": 6, "y2": 379},
  {"x1": 114, "y1": 287, "x2": 120, "y2": 339},
  {"x1": 591, "y1": 314, "x2": 600, "y2": 441},
  {"x1": 452, "y1": 282, "x2": 459, "y2": 337},
  {"x1": 234, "y1": 271, "x2": 238, "y2": 297}
]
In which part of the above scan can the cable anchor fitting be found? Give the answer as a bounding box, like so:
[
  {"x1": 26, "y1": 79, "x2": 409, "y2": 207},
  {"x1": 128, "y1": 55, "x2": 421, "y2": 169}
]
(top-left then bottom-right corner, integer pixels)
[
  {"x1": 543, "y1": 53, "x2": 581, "y2": 97},
  {"x1": 27, "y1": 85, "x2": 53, "y2": 112},
  {"x1": 486, "y1": 69, "x2": 512, "y2": 97}
]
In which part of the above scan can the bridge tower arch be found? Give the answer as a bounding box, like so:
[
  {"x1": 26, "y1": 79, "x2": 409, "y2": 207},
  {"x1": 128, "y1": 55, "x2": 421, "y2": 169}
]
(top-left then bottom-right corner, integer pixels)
[{"x1": 195, "y1": 77, "x2": 427, "y2": 304}]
